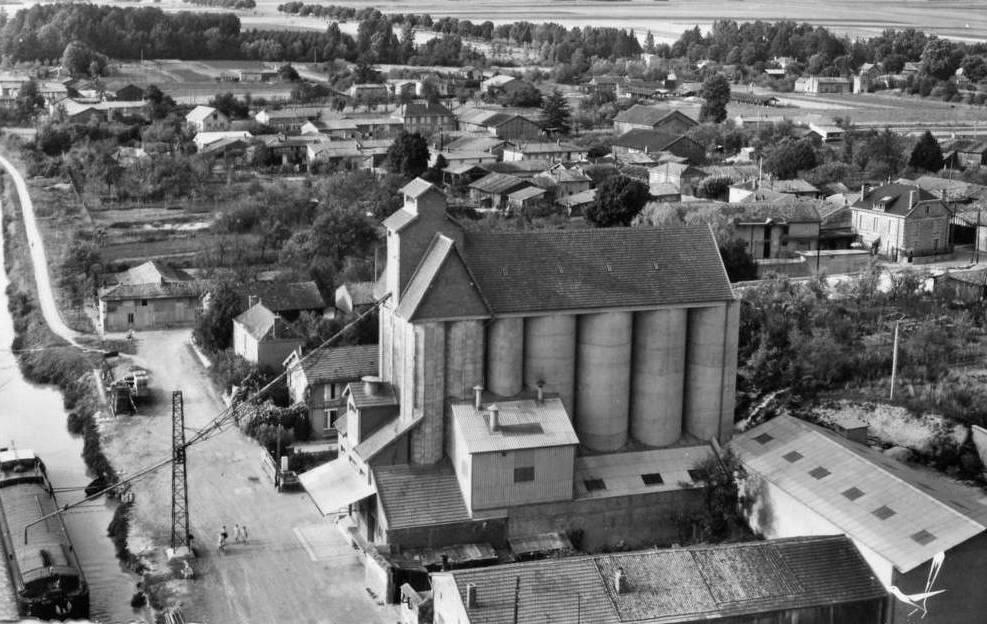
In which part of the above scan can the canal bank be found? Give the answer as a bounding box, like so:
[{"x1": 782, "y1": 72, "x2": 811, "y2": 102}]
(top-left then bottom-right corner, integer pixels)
[{"x1": 0, "y1": 173, "x2": 141, "y2": 623}]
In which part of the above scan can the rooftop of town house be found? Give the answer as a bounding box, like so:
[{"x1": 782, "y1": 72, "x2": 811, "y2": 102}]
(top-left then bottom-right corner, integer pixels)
[
  {"x1": 294, "y1": 343, "x2": 378, "y2": 384},
  {"x1": 241, "y1": 280, "x2": 325, "y2": 313},
  {"x1": 852, "y1": 183, "x2": 947, "y2": 217}
]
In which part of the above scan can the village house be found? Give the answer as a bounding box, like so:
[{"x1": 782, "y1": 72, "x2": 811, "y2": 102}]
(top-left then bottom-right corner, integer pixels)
[
  {"x1": 285, "y1": 344, "x2": 379, "y2": 439},
  {"x1": 729, "y1": 178, "x2": 821, "y2": 202},
  {"x1": 613, "y1": 105, "x2": 699, "y2": 135},
  {"x1": 732, "y1": 200, "x2": 822, "y2": 260},
  {"x1": 193, "y1": 130, "x2": 253, "y2": 151},
  {"x1": 349, "y1": 114, "x2": 406, "y2": 140},
  {"x1": 442, "y1": 162, "x2": 490, "y2": 187},
  {"x1": 457, "y1": 109, "x2": 543, "y2": 141},
  {"x1": 942, "y1": 138, "x2": 987, "y2": 169},
  {"x1": 334, "y1": 281, "x2": 376, "y2": 317},
  {"x1": 392, "y1": 101, "x2": 455, "y2": 135},
  {"x1": 611, "y1": 129, "x2": 705, "y2": 165},
  {"x1": 348, "y1": 83, "x2": 389, "y2": 105},
  {"x1": 532, "y1": 163, "x2": 592, "y2": 201},
  {"x1": 557, "y1": 188, "x2": 596, "y2": 216},
  {"x1": 254, "y1": 107, "x2": 330, "y2": 134},
  {"x1": 468, "y1": 172, "x2": 531, "y2": 209},
  {"x1": 307, "y1": 141, "x2": 364, "y2": 171},
  {"x1": 440, "y1": 135, "x2": 511, "y2": 159},
  {"x1": 502, "y1": 142, "x2": 587, "y2": 163},
  {"x1": 506, "y1": 185, "x2": 548, "y2": 213},
  {"x1": 733, "y1": 415, "x2": 987, "y2": 624},
  {"x1": 430, "y1": 150, "x2": 498, "y2": 169},
  {"x1": 428, "y1": 536, "x2": 888, "y2": 624},
  {"x1": 794, "y1": 75, "x2": 853, "y2": 94},
  {"x1": 648, "y1": 162, "x2": 706, "y2": 196},
  {"x1": 300, "y1": 178, "x2": 739, "y2": 559},
  {"x1": 232, "y1": 302, "x2": 305, "y2": 371},
  {"x1": 98, "y1": 261, "x2": 207, "y2": 332},
  {"x1": 240, "y1": 280, "x2": 327, "y2": 321},
  {"x1": 850, "y1": 183, "x2": 952, "y2": 260},
  {"x1": 300, "y1": 118, "x2": 361, "y2": 140},
  {"x1": 185, "y1": 106, "x2": 230, "y2": 133}
]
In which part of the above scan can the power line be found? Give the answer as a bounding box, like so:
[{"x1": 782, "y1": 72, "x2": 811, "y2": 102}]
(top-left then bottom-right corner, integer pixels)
[{"x1": 24, "y1": 294, "x2": 390, "y2": 538}]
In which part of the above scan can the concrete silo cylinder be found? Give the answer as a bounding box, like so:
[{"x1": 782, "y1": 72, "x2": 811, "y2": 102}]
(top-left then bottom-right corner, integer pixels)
[
  {"x1": 523, "y1": 315, "x2": 577, "y2": 413},
  {"x1": 576, "y1": 311, "x2": 632, "y2": 452},
  {"x1": 630, "y1": 309, "x2": 687, "y2": 447}
]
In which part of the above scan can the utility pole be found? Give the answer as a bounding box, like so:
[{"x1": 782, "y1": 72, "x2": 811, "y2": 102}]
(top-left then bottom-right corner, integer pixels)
[
  {"x1": 171, "y1": 391, "x2": 190, "y2": 550},
  {"x1": 889, "y1": 320, "x2": 901, "y2": 401},
  {"x1": 513, "y1": 576, "x2": 520, "y2": 624}
]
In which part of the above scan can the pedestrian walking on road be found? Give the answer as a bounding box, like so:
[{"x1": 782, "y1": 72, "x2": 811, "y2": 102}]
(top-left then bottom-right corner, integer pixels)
[
  {"x1": 218, "y1": 526, "x2": 228, "y2": 552},
  {"x1": 233, "y1": 523, "x2": 242, "y2": 544},
  {"x1": 241, "y1": 525, "x2": 248, "y2": 544}
]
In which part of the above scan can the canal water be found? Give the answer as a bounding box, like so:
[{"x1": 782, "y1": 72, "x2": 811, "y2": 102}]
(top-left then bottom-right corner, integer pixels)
[{"x1": 0, "y1": 228, "x2": 138, "y2": 620}]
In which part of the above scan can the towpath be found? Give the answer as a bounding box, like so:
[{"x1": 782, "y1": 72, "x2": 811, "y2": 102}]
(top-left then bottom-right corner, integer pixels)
[{"x1": 0, "y1": 154, "x2": 89, "y2": 350}]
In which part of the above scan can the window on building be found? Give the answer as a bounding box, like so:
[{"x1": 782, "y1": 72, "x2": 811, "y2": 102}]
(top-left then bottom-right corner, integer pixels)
[
  {"x1": 514, "y1": 466, "x2": 535, "y2": 483},
  {"x1": 141, "y1": 299, "x2": 148, "y2": 307},
  {"x1": 324, "y1": 409, "x2": 338, "y2": 431},
  {"x1": 583, "y1": 478, "x2": 606, "y2": 492},
  {"x1": 127, "y1": 312, "x2": 135, "y2": 324},
  {"x1": 641, "y1": 472, "x2": 664, "y2": 486}
]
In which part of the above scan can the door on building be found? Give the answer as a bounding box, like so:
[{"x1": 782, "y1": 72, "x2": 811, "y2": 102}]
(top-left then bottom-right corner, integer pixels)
[{"x1": 127, "y1": 312, "x2": 135, "y2": 325}]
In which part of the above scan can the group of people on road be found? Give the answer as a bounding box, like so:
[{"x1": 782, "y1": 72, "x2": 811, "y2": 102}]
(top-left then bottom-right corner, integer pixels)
[{"x1": 217, "y1": 523, "x2": 248, "y2": 552}]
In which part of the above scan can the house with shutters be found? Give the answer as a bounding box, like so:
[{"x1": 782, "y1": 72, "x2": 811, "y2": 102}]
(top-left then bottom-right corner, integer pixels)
[
  {"x1": 850, "y1": 183, "x2": 952, "y2": 260},
  {"x1": 285, "y1": 344, "x2": 379, "y2": 439}
]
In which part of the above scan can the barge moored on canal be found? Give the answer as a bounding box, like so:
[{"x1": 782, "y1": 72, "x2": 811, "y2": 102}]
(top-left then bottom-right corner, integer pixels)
[{"x1": 0, "y1": 449, "x2": 89, "y2": 620}]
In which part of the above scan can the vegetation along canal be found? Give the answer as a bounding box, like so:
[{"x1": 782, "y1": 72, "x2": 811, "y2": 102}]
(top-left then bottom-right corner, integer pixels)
[{"x1": 0, "y1": 223, "x2": 136, "y2": 621}]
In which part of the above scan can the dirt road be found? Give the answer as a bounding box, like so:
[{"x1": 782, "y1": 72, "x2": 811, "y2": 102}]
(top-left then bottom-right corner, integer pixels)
[
  {"x1": 0, "y1": 153, "x2": 89, "y2": 348},
  {"x1": 100, "y1": 330, "x2": 397, "y2": 624}
]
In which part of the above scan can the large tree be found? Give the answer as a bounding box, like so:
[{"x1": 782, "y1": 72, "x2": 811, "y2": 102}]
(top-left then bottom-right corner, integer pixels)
[
  {"x1": 540, "y1": 89, "x2": 572, "y2": 136},
  {"x1": 920, "y1": 37, "x2": 962, "y2": 81},
  {"x1": 584, "y1": 176, "x2": 650, "y2": 228},
  {"x1": 908, "y1": 130, "x2": 944, "y2": 172},
  {"x1": 699, "y1": 73, "x2": 731, "y2": 124},
  {"x1": 763, "y1": 138, "x2": 817, "y2": 180},
  {"x1": 385, "y1": 131, "x2": 430, "y2": 178},
  {"x1": 194, "y1": 279, "x2": 247, "y2": 353}
]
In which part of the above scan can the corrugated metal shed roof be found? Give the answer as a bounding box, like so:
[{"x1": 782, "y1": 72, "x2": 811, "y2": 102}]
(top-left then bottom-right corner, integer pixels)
[
  {"x1": 451, "y1": 398, "x2": 578, "y2": 454},
  {"x1": 469, "y1": 172, "x2": 528, "y2": 195},
  {"x1": 574, "y1": 446, "x2": 713, "y2": 499},
  {"x1": 374, "y1": 462, "x2": 470, "y2": 530},
  {"x1": 732, "y1": 415, "x2": 987, "y2": 572},
  {"x1": 438, "y1": 535, "x2": 885, "y2": 624}
]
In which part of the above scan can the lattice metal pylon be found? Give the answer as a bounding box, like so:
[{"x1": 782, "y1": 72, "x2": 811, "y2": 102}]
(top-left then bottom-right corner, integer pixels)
[{"x1": 171, "y1": 391, "x2": 190, "y2": 549}]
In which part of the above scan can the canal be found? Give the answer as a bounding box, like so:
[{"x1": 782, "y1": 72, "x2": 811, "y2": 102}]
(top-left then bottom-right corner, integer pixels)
[{"x1": 1, "y1": 221, "x2": 138, "y2": 621}]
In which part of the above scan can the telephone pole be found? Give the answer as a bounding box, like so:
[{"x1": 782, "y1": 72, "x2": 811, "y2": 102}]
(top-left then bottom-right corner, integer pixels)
[{"x1": 171, "y1": 391, "x2": 190, "y2": 550}]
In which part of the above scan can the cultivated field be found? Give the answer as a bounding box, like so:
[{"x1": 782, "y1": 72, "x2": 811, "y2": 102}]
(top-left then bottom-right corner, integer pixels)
[{"x1": 242, "y1": 0, "x2": 987, "y2": 44}]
